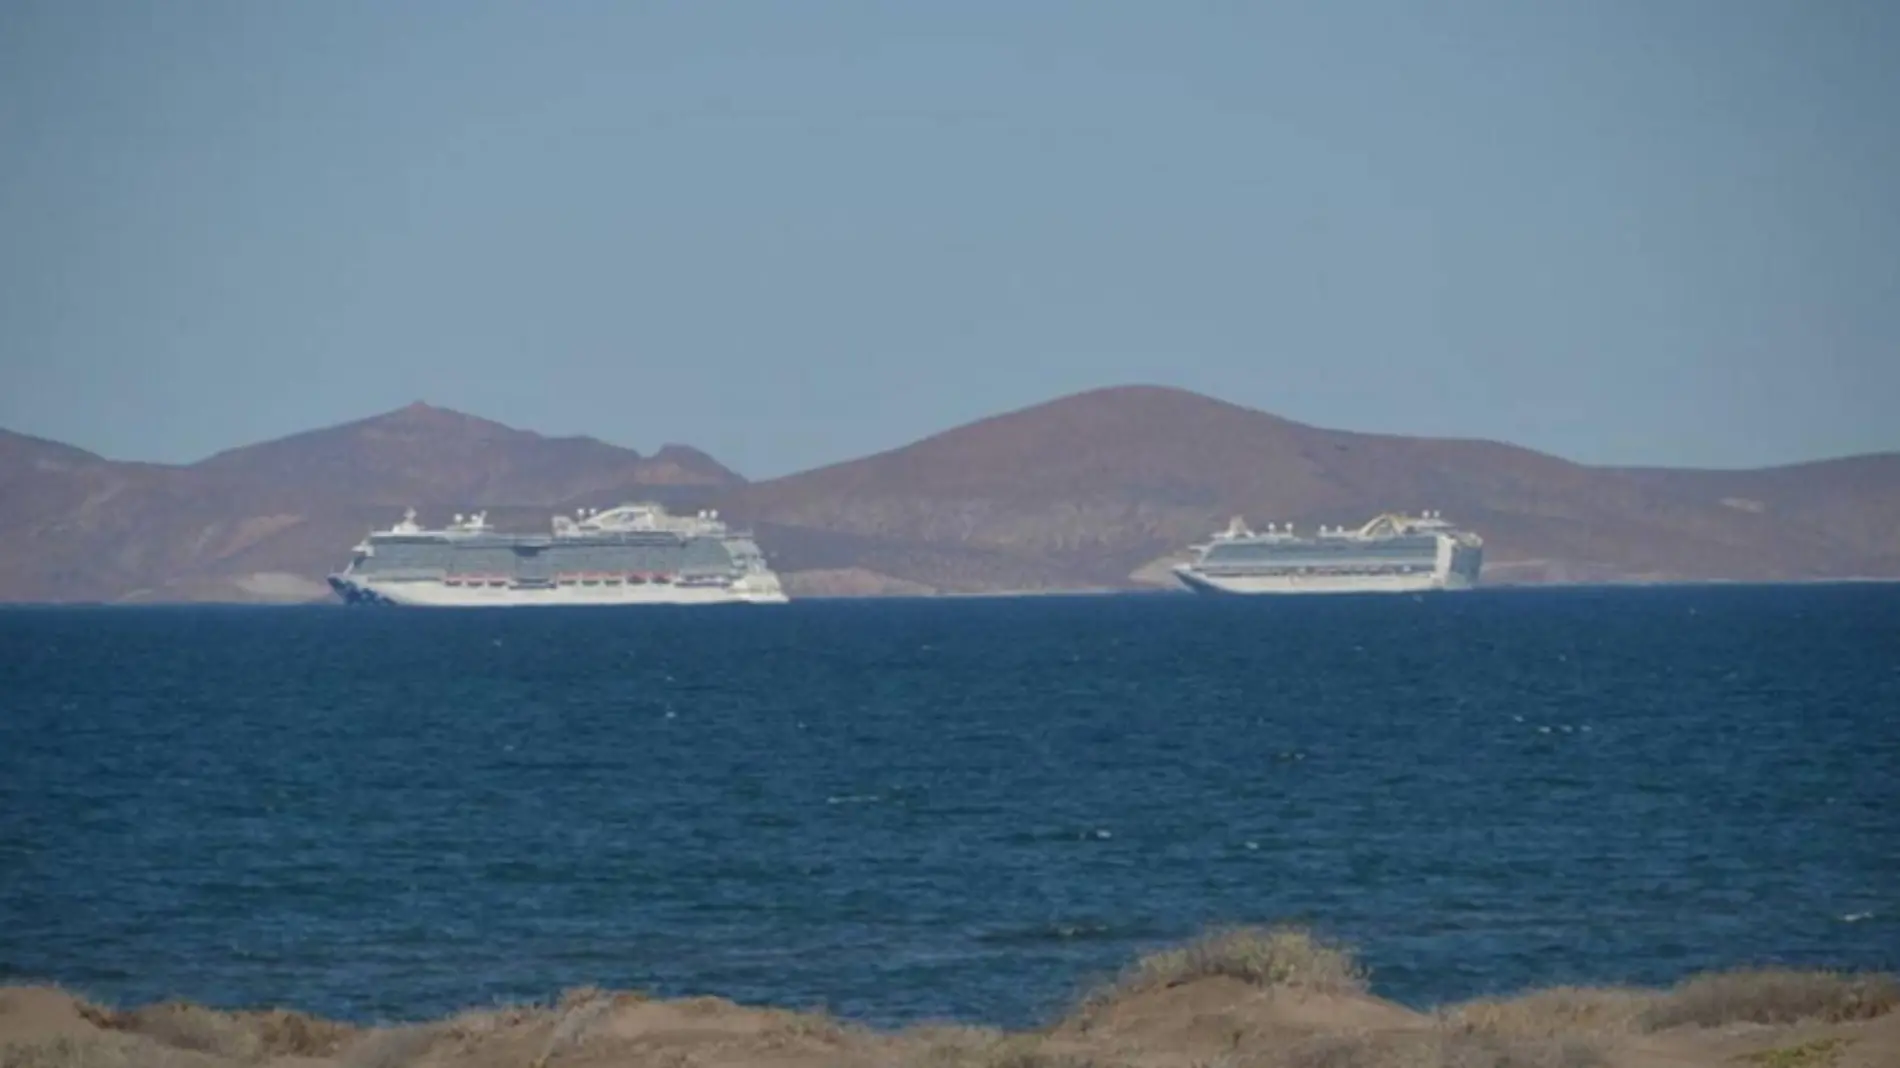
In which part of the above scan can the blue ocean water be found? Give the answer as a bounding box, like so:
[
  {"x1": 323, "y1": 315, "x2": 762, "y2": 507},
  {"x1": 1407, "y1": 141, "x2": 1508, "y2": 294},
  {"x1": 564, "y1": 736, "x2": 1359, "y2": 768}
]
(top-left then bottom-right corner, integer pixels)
[{"x1": 1, "y1": 586, "x2": 1896, "y2": 1029}]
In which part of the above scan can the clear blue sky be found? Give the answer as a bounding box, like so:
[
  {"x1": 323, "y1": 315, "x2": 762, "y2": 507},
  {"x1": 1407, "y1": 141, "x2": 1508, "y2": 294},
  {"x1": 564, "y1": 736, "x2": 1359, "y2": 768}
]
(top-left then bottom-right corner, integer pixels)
[{"x1": 3, "y1": 1, "x2": 1895, "y2": 478}]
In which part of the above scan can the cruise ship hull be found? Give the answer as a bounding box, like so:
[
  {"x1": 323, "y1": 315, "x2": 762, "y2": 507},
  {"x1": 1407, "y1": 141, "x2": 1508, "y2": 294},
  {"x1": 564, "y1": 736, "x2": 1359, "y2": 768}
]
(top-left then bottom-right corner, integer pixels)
[
  {"x1": 329, "y1": 503, "x2": 789, "y2": 608},
  {"x1": 328, "y1": 575, "x2": 788, "y2": 607},
  {"x1": 1171, "y1": 510, "x2": 1483, "y2": 596},
  {"x1": 1172, "y1": 566, "x2": 1474, "y2": 596}
]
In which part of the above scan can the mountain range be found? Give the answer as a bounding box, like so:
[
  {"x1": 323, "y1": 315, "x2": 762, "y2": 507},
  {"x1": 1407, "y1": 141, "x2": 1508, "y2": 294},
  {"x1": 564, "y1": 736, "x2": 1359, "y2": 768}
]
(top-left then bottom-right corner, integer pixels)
[{"x1": 3, "y1": 385, "x2": 1896, "y2": 602}]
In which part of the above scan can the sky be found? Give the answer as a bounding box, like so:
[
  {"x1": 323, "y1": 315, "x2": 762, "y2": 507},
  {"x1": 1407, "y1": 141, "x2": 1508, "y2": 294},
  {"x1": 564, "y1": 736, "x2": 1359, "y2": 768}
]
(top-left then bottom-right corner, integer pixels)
[{"x1": 2, "y1": 1, "x2": 1896, "y2": 478}]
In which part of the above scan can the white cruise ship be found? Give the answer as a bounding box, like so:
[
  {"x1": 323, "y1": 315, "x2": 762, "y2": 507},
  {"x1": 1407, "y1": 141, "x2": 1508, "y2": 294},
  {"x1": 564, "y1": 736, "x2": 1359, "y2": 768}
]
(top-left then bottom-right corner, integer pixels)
[
  {"x1": 1172, "y1": 511, "x2": 1483, "y2": 595},
  {"x1": 327, "y1": 503, "x2": 787, "y2": 607}
]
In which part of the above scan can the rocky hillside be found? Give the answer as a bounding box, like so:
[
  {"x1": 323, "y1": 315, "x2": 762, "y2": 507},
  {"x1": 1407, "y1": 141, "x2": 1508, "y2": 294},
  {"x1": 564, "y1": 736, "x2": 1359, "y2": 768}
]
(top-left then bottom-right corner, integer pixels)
[
  {"x1": 0, "y1": 405, "x2": 738, "y2": 603},
  {"x1": 727, "y1": 386, "x2": 1900, "y2": 593}
]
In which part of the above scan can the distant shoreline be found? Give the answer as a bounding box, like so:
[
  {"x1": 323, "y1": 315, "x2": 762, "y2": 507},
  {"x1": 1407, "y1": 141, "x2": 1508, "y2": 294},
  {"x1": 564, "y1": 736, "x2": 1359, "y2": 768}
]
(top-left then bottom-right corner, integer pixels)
[
  {"x1": 11, "y1": 385, "x2": 1896, "y2": 606},
  {"x1": 3, "y1": 575, "x2": 1899, "y2": 608}
]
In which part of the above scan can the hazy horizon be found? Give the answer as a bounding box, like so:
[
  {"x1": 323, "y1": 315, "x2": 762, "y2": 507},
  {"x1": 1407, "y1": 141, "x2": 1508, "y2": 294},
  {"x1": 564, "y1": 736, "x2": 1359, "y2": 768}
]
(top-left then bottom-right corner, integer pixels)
[{"x1": 4, "y1": 1, "x2": 1896, "y2": 478}]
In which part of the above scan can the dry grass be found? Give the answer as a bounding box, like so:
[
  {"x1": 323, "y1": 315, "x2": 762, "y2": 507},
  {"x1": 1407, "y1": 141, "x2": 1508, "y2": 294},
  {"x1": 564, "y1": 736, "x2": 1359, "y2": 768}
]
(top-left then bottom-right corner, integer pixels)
[
  {"x1": 89, "y1": 1002, "x2": 258, "y2": 1060},
  {"x1": 1265, "y1": 1031, "x2": 1608, "y2": 1068},
  {"x1": 333, "y1": 1023, "x2": 442, "y2": 1068},
  {"x1": 0, "y1": 1033, "x2": 227, "y2": 1068},
  {"x1": 438, "y1": 1006, "x2": 533, "y2": 1043},
  {"x1": 926, "y1": 1041, "x2": 1133, "y2": 1068},
  {"x1": 759, "y1": 1006, "x2": 861, "y2": 1046},
  {"x1": 6, "y1": 932, "x2": 1897, "y2": 1068},
  {"x1": 1441, "y1": 988, "x2": 1652, "y2": 1039},
  {"x1": 1635, "y1": 969, "x2": 1899, "y2": 1031},
  {"x1": 1735, "y1": 1037, "x2": 1855, "y2": 1068},
  {"x1": 894, "y1": 1023, "x2": 1011, "y2": 1066},
  {"x1": 1079, "y1": 925, "x2": 1369, "y2": 1012},
  {"x1": 1443, "y1": 967, "x2": 1900, "y2": 1044},
  {"x1": 532, "y1": 988, "x2": 616, "y2": 1065},
  {"x1": 71, "y1": 999, "x2": 352, "y2": 1063},
  {"x1": 894, "y1": 1028, "x2": 1139, "y2": 1068},
  {"x1": 242, "y1": 1008, "x2": 355, "y2": 1057}
]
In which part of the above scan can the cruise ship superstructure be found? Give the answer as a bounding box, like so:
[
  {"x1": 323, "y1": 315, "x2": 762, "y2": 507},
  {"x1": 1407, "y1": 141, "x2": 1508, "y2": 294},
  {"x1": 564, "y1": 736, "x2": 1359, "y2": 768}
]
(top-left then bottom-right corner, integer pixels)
[
  {"x1": 1172, "y1": 511, "x2": 1483, "y2": 595},
  {"x1": 327, "y1": 503, "x2": 787, "y2": 607}
]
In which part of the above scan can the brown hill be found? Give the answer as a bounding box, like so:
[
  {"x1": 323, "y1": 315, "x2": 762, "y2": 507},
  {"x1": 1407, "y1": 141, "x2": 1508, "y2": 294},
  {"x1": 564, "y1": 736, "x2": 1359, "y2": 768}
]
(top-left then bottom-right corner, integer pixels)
[
  {"x1": 2, "y1": 386, "x2": 1895, "y2": 602},
  {"x1": 193, "y1": 402, "x2": 742, "y2": 504},
  {"x1": 0, "y1": 428, "x2": 104, "y2": 473},
  {"x1": 728, "y1": 385, "x2": 1900, "y2": 592},
  {"x1": 0, "y1": 405, "x2": 742, "y2": 603}
]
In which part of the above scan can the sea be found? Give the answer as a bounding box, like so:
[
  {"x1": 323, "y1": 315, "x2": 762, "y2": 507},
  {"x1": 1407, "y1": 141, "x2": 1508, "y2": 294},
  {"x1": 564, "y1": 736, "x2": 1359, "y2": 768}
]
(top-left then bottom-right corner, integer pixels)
[{"x1": 1, "y1": 585, "x2": 1896, "y2": 1029}]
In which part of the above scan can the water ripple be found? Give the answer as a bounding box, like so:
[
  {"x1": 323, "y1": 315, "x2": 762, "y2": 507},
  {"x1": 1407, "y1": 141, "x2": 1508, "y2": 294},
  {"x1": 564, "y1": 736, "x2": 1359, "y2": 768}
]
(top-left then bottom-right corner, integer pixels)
[{"x1": 1, "y1": 586, "x2": 1897, "y2": 1028}]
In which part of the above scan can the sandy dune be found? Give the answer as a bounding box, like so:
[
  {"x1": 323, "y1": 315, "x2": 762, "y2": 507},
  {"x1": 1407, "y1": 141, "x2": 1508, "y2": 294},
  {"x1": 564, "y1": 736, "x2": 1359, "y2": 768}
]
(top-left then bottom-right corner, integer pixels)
[{"x1": 3, "y1": 927, "x2": 1893, "y2": 1068}]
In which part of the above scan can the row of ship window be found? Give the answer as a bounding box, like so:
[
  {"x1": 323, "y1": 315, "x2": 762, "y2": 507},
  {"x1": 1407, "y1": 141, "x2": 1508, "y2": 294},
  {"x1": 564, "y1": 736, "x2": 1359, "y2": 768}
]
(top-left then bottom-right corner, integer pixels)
[
  {"x1": 437, "y1": 573, "x2": 714, "y2": 586},
  {"x1": 1199, "y1": 564, "x2": 1436, "y2": 575}
]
